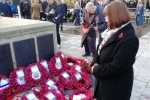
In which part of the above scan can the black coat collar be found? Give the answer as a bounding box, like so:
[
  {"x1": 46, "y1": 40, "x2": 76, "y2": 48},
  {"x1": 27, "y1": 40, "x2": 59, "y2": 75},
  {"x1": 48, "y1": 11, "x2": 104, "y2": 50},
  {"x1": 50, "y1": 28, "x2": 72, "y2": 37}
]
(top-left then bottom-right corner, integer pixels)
[{"x1": 101, "y1": 22, "x2": 135, "y2": 49}]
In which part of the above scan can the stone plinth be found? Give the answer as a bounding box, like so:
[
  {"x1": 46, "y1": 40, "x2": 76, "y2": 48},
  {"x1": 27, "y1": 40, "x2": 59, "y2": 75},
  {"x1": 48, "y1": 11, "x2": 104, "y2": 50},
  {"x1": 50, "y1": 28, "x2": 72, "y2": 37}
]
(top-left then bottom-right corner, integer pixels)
[{"x1": 0, "y1": 17, "x2": 57, "y2": 77}]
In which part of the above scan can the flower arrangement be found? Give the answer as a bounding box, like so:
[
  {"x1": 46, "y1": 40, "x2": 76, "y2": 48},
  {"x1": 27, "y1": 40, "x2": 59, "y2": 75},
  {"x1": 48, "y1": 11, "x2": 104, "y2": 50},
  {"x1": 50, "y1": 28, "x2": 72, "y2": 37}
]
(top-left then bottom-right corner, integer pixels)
[
  {"x1": 72, "y1": 71, "x2": 92, "y2": 89},
  {"x1": 0, "y1": 74, "x2": 12, "y2": 100},
  {"x1": 49, "y1": 56, "x2": 67, "y2": 76},
  {"x1": 25, "y1": 63, "x2": 48, "y2": 88},
  {"x1": 40, "y1": 78, "x2": 64, "y2": 94},
  {"x1": 59, "y1": 71, "x2": 74, "y2": 90},
  {"x1": 43, "y1": 90, "x2": 65, "y2": 100},
  {"x1": 77, "y1": 58, "x2": 92, "y2": 74},
  {"x1": 9, "y1": 67, "x2": 28, "y2": 93},
  {"x1": 68, "y1": 88, "x2": 93, "y2": 100}
]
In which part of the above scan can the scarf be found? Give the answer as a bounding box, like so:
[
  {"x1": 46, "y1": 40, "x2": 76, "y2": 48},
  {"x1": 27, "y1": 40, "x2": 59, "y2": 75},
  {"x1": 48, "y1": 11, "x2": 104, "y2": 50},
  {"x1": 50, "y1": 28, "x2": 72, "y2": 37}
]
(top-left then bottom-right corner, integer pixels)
[{"x1": 98, "y1": 22, "x2": 130, "y2": 55}]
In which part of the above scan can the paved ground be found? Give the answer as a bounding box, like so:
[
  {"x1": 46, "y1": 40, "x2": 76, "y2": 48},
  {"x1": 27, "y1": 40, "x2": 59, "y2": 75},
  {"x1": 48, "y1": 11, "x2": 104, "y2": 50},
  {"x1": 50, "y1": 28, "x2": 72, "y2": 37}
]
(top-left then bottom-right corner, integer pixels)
[{"x1": 58, "y1": 23, "x2": 150, "y2": 100}]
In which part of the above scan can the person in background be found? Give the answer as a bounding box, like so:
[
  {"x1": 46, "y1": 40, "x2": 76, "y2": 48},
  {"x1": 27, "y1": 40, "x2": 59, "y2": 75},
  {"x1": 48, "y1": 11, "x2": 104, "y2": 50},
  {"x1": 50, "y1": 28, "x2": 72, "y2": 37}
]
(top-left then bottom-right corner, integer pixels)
[
  {"x1": 81, "y1": 2, "x2": 97, "y2": 57},
  {"x1": 41, "y1": 0, "x2": 48, "y2": 12},
  {"x1": 31, "y1": 0, "x2": 42, "y2": 20},
  {"x1": 146, "y1": 0, "x2": 150, "y2": 11},
  {"x1": 0, "y1": 0, "x2": 12, "y2": 17},
  {"x1": 134, "y1": 0, "x2": 144, "y2": 30},
  {"x1": 91, "y1": 0, "x2": 99, "y2": 6},
  {"x1": 73, "y1": 0, "x2": 81, "y2": 26},
  {"x1": 45, "y1": 0, "x2": 61, "y2": 48},
  {"x1": 90, "y1": 1, "x2": 139, "y2": 100},
  {"x1": 85, "y1": 2, "x2": 107, "y2": 43},
  {"x1": 62, "y1": 0, "x2": 67, "y2": 22},
  {"x1": 22, "y1": 0, "x2": 31, "y2": 19},
  {"x1": 97, "y1": 0, "x2": 104, "y2": 6},
  {"x1": 55, "y1": 0, "x2": 65, "y2": 31}
]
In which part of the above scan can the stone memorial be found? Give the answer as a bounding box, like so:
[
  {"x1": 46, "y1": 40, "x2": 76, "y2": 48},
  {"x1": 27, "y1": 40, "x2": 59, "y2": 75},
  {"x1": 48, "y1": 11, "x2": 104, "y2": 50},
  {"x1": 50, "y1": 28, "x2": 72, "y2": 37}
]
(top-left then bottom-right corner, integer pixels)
[{"x1": 0, "y1": 17, "x2": 57, "y2": 77}]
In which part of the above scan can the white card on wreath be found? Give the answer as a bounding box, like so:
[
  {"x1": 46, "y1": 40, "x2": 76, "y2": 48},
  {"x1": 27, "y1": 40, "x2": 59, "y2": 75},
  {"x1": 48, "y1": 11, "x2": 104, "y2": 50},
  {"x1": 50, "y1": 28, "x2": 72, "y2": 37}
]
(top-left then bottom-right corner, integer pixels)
[
  {"x1": 45, "y1": 92, "x2": 56, "y2": 100},
  {"x1": 73, "y1": 94, "x2": 86, "y2": 100},
  {"x1": 31, "y1": 65, "x2": 39, "y2": 73},
  {"x1": 16, "y1": 70, "x2": 24, "y2": 78},
  {"x1": 56, "y1": 57, "x2": 61, "y2": 64},
  {"x1": 67, "y1": 63, "x2": 74, "y2": 66},
  {"x1": 41, "y1": 61, "x2": 49, "y2": 72},
  {"x1": 0, "y1": 78, "x2": 8, "y2": 86},
  {"x1": 46, "y1": 79, "x2": 55, "y2": 86},
  {"x1": 75, "y1": 73, "x2": 82, "y2": 80},
  {"x1": 26, "y1": 92, "x2": 37, "y2": 99},
  {"x1": 75, "y1": 65, "x2": 81, "y2": 72},
  {"x1": 61, "y1": 53, "x2": 65, "y2": 58},
  {"x1": 62, "y1": 72, "x2": 70, "y2": 79}
]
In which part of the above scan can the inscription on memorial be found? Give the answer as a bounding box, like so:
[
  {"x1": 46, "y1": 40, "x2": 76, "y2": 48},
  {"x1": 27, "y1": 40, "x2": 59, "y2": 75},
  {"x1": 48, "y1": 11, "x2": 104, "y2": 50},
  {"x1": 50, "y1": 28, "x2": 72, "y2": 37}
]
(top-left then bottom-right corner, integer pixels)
[
  {"x1": 0, "y1": 44, "x2": 14, "y2": 77},
  {"x1": 13, "y1": 39, "x2": 37, "y2": 67},
  {"x1": 37, "y1": 34, "x2": 54, "y2": 61}
]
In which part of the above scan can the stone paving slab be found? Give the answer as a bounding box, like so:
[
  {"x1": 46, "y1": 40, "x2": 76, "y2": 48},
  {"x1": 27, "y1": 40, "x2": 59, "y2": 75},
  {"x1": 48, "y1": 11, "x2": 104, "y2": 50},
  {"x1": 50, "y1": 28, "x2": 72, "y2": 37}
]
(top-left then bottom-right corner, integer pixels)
[{"x1": 59, "y1": 24, "x2": 150, "y2": 99}]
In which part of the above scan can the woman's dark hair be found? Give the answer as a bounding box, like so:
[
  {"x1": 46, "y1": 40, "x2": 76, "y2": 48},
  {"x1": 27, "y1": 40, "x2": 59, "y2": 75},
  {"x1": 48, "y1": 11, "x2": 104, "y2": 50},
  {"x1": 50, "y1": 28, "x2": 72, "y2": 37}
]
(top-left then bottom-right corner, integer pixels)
[{"x1": 103, "y1": 1, "x2": 132, "y2": 29}]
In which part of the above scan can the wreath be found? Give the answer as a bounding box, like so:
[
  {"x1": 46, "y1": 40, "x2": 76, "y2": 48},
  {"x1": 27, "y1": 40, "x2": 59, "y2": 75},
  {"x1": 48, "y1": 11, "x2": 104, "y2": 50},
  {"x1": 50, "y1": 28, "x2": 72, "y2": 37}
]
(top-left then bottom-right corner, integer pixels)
[
  {"x1": 40, "y1": 78, "x2": 64, "y2": 94},
  {"x1": 25, "y1": 63, "x2": 48, "y2": 88},
  {"x1": 58, "y1": 71, "x2": 74, "y2": 90},
  {"x1": 68, "y1": 88, "x2": 93, "y2": 100},
  {"x1": 0, "y1": 74, "x2": 12, "y2": 100},
  {"x1": 72, "y1": 71, "x2": 92, "y2": 89},
  {"x1": 9, "y1": 67, "x2": 28, "y2": 93},
  {"x1": 22, "y1": 90, "x2": 42, "y2": 100},
  {"x1": 56, "y1": 51, "x2": 67, "y2": 63},
  {"x1": 43, "y1": 90, "x2": 65, "y2": 100},
  {"x1": 49, "y1": 56, "x2": 67, "y2": 76}
]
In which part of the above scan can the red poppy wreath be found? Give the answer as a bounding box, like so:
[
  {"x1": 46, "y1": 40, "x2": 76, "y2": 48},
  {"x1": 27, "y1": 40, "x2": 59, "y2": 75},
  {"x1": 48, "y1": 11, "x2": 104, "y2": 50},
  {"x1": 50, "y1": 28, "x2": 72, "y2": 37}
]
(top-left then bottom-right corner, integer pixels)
[
  {"x1": 25, "y1": 63, "x2": 48, "y2": 88},
  {"x1": 0, "y1": 74, "x2": 12, "y2": 100},
  {"x1": 49, "y1": 55, "x2": 67, "y2": 76},
  {"x1": 37, "y1": 60, "x2": 51, "y2": 76},
  {"x1": 68, "y1": 88, "x2": 93, "y2": 100},
  {"x1": 9, "y1": 67, "x2": 28, "y2": 93},
  {"x1": 40, "y1": 78, "x2": 64, "y2": 95},
  {"x1": 58, "y1": 71, "x2": 74, "y2": 90},
  {"x1": 43, "y1": 90, "x2": 65, "y2": 100},
  {"x1": 22, "y1": 90, "x2": 42, "y2": 100},
  {"x1": 72, "y1": 71, "x2": 92, "y2": 89},
  {"x1": 56, "y1": 51, "x2": 67, "y2": 63}
]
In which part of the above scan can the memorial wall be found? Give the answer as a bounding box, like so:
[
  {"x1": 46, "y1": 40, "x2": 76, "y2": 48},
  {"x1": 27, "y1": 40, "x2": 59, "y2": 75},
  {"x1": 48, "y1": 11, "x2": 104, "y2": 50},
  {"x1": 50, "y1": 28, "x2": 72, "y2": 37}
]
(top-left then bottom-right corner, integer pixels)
[{"x1": 0, "y1": 17, "x2": 57, "y2": 77}]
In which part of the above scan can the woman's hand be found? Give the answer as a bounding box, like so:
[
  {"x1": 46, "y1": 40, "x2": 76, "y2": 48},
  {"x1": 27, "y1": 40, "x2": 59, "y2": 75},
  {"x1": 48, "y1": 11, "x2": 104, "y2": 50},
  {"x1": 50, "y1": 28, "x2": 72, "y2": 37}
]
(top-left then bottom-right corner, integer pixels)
[{"x1": 91, "y1": 63, "x2": 98, "y2": 74}]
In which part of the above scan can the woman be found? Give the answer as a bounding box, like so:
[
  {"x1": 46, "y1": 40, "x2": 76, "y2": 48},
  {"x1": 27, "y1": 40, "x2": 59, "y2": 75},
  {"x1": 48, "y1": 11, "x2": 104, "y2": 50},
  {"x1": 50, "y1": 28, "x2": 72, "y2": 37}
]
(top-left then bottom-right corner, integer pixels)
[
  {"x1": 81, "y1": 4, "x2": 96, "y2": 57},
  {"x1": 90, "y1": 1, "x2": 139, "y2": 100},
  {"x1": 135, "y1": 0, "x2": 144, "y2": 29},
  {"x1": 31, "y1": 0, "x2": 42, "y2": 20}
]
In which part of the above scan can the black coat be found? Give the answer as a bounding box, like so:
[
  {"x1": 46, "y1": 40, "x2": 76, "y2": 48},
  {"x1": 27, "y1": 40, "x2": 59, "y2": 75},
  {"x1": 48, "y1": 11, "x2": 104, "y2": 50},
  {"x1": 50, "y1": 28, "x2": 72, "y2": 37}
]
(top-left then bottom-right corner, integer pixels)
[
  {"x1": 91, "y1": 23, "x2": 139, "y2": 100},
  {"x1": 81, "y1": 9, "x2": 96, "y2": 53}
]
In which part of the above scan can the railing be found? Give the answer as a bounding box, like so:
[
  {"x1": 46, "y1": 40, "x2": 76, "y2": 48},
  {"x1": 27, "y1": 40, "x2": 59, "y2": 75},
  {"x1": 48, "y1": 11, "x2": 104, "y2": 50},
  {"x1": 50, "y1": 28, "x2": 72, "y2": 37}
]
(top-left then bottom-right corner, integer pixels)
[{"x1": 128, "y1": 8, "x2": 150, "y2": 23}]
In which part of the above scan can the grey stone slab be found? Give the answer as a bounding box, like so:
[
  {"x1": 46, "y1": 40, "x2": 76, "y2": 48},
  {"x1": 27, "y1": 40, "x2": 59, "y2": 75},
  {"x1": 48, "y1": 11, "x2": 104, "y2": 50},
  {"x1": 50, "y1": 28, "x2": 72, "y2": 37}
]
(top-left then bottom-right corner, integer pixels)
[
  {"x1": 143, "y1": 88, "x2": 150, "y2": 99},
  {"x1": 68, "y1": 46, "x2": 78, "y2": 50},
  {"x1": 133, "y1": 63, "x2": 144, "y2": 70},
  {"x1": 134, "y1": 69, "x2": 140, "y2": 76},
  {"x1": 134, "y1": 74, "x2": 150, "y2": 82},
  {"x1": 132, "y1": 80, "x2": 147, "y2": 92},
  {"x1": 130, "y1": 91, "x2": 141, "y2": 100},
  {"x1": 147, "y1": 82, "x2": 150, "y2": 88},
  {"x1": 137, "y1": 57, "x2": 149, "y2": 62},
  {"x1": 138, "y1": 67, "x2": 150, "y2": 77},
  {"x1": 134, "y1": 60, "x2": 147, "y2": 66}
]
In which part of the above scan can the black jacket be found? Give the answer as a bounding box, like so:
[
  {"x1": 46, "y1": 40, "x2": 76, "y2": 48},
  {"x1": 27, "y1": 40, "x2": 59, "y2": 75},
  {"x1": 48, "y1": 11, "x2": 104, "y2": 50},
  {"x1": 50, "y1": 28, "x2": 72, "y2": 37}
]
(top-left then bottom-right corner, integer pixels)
[
  {"x1": 47, "y1": 2, "x2": 61, "y2": 24},
  {"x1": 91, "y1": 23, "x2": 139, "y2": 100}
]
